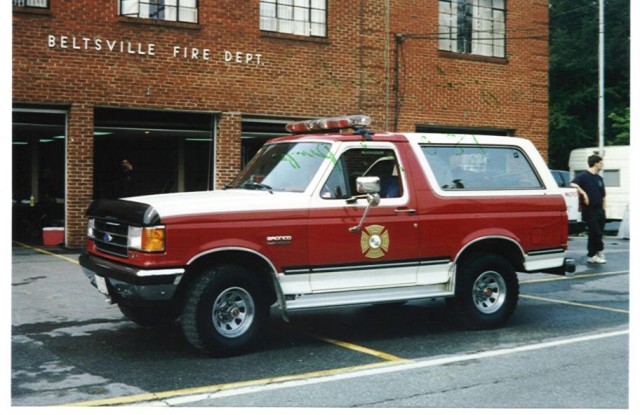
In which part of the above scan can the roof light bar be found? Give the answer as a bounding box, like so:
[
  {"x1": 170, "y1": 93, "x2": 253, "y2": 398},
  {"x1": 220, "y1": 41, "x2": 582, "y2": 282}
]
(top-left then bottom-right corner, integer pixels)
[{"x1": 285, "y1": 115, "x2": 371, "y2": 133}]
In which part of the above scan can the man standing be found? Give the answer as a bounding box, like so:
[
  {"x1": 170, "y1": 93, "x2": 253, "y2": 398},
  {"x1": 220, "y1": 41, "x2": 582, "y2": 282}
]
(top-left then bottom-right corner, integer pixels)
[
  {"x1": 571, "y1": 154, "x2": 607, "y2": 264},
  {"x1": 118, "y1": 159, "x2": 136, "y2": 198}
]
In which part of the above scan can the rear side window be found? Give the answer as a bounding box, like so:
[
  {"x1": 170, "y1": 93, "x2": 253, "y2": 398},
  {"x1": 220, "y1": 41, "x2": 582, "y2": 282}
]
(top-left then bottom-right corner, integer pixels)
[{"x1": 421, "y1": 145, "x2": 543, "y2": 191}]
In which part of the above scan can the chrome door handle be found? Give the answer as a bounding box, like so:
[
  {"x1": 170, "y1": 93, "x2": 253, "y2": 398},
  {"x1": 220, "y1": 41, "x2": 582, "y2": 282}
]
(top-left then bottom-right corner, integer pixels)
[{"x1": 395, "y1": 208, "x2": 416, "y2": 216}]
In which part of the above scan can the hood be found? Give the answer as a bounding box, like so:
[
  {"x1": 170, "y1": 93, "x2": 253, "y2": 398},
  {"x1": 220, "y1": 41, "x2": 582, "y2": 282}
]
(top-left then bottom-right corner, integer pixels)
[{"x1": 125, "y1": 189, "x2": 309, "y2": 219}]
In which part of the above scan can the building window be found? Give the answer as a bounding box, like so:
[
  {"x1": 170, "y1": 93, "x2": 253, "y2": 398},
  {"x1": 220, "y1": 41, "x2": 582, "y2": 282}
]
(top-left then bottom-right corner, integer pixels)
[
  {"x1": 120, "y1": 0, "x2": 198, "y2": 23},
  {"x1": 416, "y1": 124, "x2": 513, "y2": 136},
  {"x1": 13, "y1": 0, "x2": 48, "y2": 8},
  {"x1": 260, "y1": 0, "x2": 327, "y2": 37},
  {"x1": 438, "y1": 0, "x2": 505, "y2": 58}
]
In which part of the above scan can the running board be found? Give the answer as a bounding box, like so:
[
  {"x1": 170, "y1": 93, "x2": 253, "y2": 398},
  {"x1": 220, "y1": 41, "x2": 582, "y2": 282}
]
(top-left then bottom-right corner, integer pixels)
[{"x1": 284, "y1": 284, "x2": 452, "y2": 311}]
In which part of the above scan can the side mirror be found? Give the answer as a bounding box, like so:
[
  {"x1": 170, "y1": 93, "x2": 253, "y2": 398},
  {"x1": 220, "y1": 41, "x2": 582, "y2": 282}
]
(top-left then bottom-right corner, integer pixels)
[
  {"x1": 349, "y1": 177, "x2": 381, "y2": 233},
  {"x1": 356, "y1": 177, "x2": 381, "y2": 195}
]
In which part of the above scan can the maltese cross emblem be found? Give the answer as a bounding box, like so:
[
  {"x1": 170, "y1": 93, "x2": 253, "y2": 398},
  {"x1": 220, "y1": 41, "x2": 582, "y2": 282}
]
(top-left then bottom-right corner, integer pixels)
[{"x1": 360, "y1": 224, "x2": 390, "y2": 259}]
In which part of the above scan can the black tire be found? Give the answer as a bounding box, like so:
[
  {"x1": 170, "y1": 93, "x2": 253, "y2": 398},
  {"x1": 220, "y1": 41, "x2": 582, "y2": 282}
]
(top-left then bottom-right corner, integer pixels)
[
  {"x1": 181, "y1": 264, "x2": 270, "y2": 356},
  {"x1": 118, "y1": 303, "x2": 179, "y2": 327},
  {"x1": 449, "y1": 254, "x2": 519, "y2": 329}
]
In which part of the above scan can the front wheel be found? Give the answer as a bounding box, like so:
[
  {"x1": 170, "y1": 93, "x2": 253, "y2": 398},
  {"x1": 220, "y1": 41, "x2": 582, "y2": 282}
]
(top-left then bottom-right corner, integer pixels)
[
  {"x1": 181, "y1": 264, "x2": 270, "y2": 356},
  {"x1": 449, "y1": 254, "x2": 519, "y2": 329}
]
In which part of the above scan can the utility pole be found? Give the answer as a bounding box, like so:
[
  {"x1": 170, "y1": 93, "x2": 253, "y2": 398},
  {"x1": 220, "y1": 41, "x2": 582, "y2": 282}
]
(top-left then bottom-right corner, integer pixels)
[{"x1": 598, "y1": 0, "x2": 605, "y2": 155}]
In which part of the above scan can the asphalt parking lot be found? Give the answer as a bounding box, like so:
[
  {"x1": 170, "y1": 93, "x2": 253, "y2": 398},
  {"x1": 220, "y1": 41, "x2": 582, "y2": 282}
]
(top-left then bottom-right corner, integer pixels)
[{"x1": 10, "y1": 235, "x2": 631, "y2": 408}]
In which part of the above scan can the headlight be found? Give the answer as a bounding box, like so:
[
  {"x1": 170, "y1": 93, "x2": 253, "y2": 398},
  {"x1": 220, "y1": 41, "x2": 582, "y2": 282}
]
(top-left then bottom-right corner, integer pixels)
[
  {"x1": 87, "y1": 218, "x2": 95, "y2": 239},
  {"x1": 128, "y1": 225, "x2": 166, "y2": 252}
]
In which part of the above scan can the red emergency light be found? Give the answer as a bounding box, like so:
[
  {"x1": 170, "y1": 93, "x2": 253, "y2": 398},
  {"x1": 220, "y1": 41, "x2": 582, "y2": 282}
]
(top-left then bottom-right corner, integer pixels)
[{"x1": 285, "y1": 115, "x2": 371, "y2": 133}]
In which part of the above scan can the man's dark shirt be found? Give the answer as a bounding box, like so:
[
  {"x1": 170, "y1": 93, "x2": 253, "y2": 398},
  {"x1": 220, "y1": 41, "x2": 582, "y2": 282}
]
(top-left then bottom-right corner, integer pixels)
[{"x1": 572, "y1": 171, "x2": 606, "y2": 207}]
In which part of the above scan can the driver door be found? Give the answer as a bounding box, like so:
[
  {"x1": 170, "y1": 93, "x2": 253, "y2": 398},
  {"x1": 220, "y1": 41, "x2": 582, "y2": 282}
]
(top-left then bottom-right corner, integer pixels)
[{"x1": 307, "y1": 143, "x2": 420, "y2": 292}]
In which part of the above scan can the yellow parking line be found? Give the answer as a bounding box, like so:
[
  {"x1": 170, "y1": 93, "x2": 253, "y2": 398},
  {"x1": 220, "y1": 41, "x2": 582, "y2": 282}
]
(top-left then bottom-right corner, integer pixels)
[
  {"x1": 312, "y1": 334, "x2": 410, "y2": 362},
  {"x1": 65, "y1": 331, "x2": 408, "y2": 406},
  {"x1": 13, "y1": 241, "x2": 79, "y2": 265},
  {"x1": 25, "y1": 242, "x2": 624, "y2": 405},
  {"x1": 15, "y1": 239, "x2": 410, "y2": 404},
  {"x1": 65, "y1": 360, "x2": 402, "y2": 407},
  {"x1": 521, "y1": 294, "x2": 629, "y2": 314},
  {"x1": 521, "y1": 270, "x2": 629, "y2": 285}
]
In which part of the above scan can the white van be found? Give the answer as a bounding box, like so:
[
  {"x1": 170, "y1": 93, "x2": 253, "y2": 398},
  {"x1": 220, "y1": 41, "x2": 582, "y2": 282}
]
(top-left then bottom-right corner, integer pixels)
[
  {"x1": 551, "y1": 170, "x2": 584, "y2": 234},
  {"x1": 568, "y1": 146, "x2": 630, "y2": 221}
]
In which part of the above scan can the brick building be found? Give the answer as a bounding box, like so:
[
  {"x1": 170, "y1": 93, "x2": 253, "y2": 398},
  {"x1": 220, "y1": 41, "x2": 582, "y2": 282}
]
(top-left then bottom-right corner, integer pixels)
[{"x1": 12, "y1": 0, "x2": 549, "y2": 247}]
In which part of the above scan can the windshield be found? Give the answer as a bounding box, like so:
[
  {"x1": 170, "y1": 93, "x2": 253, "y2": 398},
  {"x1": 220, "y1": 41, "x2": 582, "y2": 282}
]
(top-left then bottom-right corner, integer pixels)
[{"x1": 229, "y1": 142, "x2": 333, "y2": 192}]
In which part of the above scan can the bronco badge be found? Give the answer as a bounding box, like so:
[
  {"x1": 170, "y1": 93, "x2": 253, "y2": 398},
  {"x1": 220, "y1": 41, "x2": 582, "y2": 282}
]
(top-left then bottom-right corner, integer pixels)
[{"x1": 360, "y1": 224, "x2": 390, "y2": 259}]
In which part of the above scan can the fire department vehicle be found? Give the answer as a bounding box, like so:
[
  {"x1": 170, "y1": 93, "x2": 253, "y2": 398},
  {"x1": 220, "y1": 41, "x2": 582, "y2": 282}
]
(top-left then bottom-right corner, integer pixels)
[{"x1": 80, "y1": 115, "x2": 572, "y2": 356}]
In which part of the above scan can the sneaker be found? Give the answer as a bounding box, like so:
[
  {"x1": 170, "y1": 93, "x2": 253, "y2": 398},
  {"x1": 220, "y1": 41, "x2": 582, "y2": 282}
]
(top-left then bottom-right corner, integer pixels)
[
  {"x1": 588, "y1": 255, "x2": 606, "y2": 264},
  {"x1": 597, "y1": 251, "x2": 606, "y2": 261}
]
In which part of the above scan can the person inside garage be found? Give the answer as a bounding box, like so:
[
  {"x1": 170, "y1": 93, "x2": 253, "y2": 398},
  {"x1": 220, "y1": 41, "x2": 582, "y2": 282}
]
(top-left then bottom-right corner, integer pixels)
[{"x1": 116, "y1": 158, "x2": 137, "y2": 198}]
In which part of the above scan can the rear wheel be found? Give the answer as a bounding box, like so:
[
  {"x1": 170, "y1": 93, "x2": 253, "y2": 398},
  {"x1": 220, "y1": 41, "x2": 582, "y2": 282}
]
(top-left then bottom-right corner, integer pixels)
[
  {"x1": 449, "y1": 254, "x2": 519, "y2": 329},
  {"x1": 181, "y1": 264, "x2": 270, "y2": 356}
]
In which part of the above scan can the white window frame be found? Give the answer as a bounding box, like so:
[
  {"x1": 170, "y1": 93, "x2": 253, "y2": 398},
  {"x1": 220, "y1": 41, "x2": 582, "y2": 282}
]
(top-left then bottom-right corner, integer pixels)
[
  {"x1": 120, "y1": 0, "x2": 198, "y2": 23},
  {"x1": 260, "y1": 0, "x2": 327, "y2": 37},
  {"x1": 438, "y1": 0, "x2": 506, "y2": 58},
  {"x1": 13, "y1": 0, "x2": 48, "y2": 7}
]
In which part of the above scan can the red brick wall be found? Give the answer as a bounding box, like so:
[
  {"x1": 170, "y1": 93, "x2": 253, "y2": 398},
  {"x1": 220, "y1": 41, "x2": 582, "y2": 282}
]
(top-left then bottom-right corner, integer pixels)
[
  {"x1": 388, "y1": 0, "x2": 549, "y2": 156},
  {"x1": 216, "y1": 113, "x2": 242, "y2": 187},
  {"x1": 13, "y1": 0, "x2": 549, "y2": 246},
  {"x1": 66, "y1": 103, "x2": 94, "y2": 246}
]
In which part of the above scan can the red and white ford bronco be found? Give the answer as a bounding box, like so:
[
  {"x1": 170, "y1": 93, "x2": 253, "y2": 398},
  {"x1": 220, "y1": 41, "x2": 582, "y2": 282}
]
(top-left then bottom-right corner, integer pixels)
[{"x1": 80, "y1": 115, "x2": 572, "y2": 356}]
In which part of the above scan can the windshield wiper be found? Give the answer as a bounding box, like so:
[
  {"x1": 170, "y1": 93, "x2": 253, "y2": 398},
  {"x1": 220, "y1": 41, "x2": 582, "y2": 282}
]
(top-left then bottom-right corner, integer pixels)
[{"x1": 245, "y1": 182, "x2": 273, "y2": 193}]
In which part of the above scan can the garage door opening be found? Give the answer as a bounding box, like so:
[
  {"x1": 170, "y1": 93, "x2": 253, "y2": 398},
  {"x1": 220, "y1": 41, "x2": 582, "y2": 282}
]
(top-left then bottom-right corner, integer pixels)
[
  {"x1": 12, "y1": 108, "x2": 66, "y2": 244},
  {"x1": 93, "y1": 108, "x2": 216, "y2": 199},
  {"x1": 241, "y1": 116, "x2": 304, "y2": 167}
]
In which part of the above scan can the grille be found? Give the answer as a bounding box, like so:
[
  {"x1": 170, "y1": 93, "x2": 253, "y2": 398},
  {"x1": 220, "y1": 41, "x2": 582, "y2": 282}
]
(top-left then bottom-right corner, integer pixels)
[{"x1": 93, "y1": 219, "x2": 129, "y2": 257}]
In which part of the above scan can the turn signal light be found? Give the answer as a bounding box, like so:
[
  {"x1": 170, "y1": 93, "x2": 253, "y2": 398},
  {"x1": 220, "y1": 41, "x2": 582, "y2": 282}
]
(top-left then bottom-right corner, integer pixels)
[
  {"x1": 128, "y1": 225, "x2": 166, "y2": 252},
  {"x1": 142, "y1": 227, "x2": 166, "y2": 252}
]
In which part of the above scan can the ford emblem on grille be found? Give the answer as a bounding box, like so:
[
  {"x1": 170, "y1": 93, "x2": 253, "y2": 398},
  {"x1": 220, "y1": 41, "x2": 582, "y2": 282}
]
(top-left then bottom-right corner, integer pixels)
[{"x1": 103, "y1": 233, "x2": 113, "y2": 242}]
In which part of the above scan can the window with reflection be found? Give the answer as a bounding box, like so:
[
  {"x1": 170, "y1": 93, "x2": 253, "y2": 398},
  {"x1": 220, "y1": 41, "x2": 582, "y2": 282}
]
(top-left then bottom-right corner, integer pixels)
[
  {"x1": 321, "y1": 149, "x2": 403, "y2": 199},
  {"x1": 120, "y1": 0, "x2": 198, "y2": 23},
  {"x1": 422, "y1": 145, "x2": 543, "y2": 190},
  {"x1": 260, "y1": 0, "x2": 327, "y2": 37},
  {"x1": 439, "y1": 0, "x2": 505, "y2": 58}
]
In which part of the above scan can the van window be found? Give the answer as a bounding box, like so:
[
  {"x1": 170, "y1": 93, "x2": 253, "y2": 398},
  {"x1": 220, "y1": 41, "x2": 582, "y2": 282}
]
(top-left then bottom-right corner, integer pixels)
[
  {"x1": 421, "y1": 145, "x2": 543, "y2": 191},
  {"x1": 574, "y1": 169, "x2": 620, "y2": 187},
  {"x1": 603, "y1": 170, "x2": 620, "y2": 187}
]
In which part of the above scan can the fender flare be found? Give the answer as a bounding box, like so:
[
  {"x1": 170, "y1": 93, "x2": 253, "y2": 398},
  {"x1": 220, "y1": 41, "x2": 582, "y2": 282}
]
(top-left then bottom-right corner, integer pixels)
[{"x1": 186, "y1": 246, "x2": 289, "y2": 320}]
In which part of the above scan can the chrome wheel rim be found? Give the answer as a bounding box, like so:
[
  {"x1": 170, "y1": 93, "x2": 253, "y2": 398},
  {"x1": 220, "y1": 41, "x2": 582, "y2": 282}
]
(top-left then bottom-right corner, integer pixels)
[
  {"x1": 212, "y1": 287, "x2": 255, "y2": 338},
  {"x1": 472, "y1": 271, "x2": 507, "y2": 314}
]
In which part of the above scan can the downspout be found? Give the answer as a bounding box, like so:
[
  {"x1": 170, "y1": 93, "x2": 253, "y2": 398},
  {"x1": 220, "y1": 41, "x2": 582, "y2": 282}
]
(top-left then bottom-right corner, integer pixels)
[
  {"x1": 394, "y1": 34, "x2": 405, "y2": 131},
  {"x1": 359, "y1": 0, "x2": 365, "y2": 112},
  {"x1": 384, "y1": 0, "x2": 390, "y2": 130}
]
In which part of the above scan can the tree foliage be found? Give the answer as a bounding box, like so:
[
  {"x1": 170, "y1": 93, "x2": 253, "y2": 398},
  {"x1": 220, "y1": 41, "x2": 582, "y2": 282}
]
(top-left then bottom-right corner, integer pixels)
[
  {"x1": 608, "y1": 107, "x2": 630, "y2": 144},
  {"x1": 548, "y1": 0, "x2": 630, "y2": 169}
]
